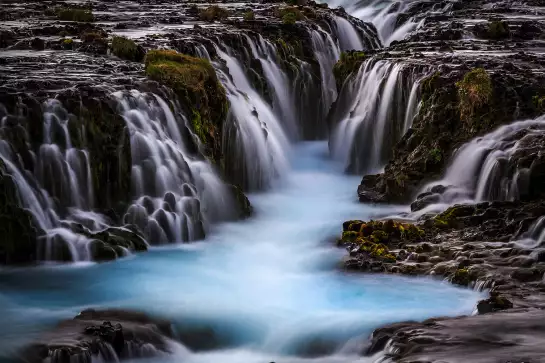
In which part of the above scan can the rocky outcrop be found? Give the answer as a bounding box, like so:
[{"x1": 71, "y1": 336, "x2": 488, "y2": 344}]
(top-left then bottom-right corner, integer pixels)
[
  {"x1": 19, "y1": 309, "x2": 175, "y2": 363},
  {"x1": 144, "y1": 49, "x2": 228, "y2": 164},
  {"x1": 336, "y1": 0, "x2": 545, "y2": 203},
  {"x1": 366, "y1": 308, "x2": 545, "y2": 362},
  {"x1": 358, "y1": 64, "x2": 545, "y2": 203},
  {"x1": 340, "y1": 200, "x2": 545, "y2": 305}
]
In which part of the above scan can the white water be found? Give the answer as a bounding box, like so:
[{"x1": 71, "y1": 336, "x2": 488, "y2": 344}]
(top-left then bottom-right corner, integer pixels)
[
  {"x1": 0, "y1": 142, "x2": 484, "y2": 363},
  {"x1": 213, "y1": 44, "x2": 291, "y2": 190},
  {"x1": 413, "y1": 117, "x2": 545, "y2": 216},
  {"x1": 117, "y1": 90, "x2": 235, "y2": 243},
  {"x1": 320, "y1": 0, "x2": 449, "y2": 46},
  {"x1": 330, "y1": 59, "x2": 426, "y2": 173}
]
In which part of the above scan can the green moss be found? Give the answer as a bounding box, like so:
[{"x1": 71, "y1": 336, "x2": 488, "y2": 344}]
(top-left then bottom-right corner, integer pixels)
[
  {"x1": 429, "y1": 148, "x2": 442, "y2": 163},
  {"x1": 144, "y1": 49, "x2": 228, "y2": 161},
  {"x1": 533, "y1": 95, "x2": 545, "y2": 112},
  {"x1": 81, "y1": 32, "x2": 106, "y2": 43},
  {"x1": 57, "y1": 7, "x2": 94, "y2": 22},
  {"x1": 421, "y1": 72, "x2": 441, "y2": 98},
  {"x1": 452, "y1": 268, "x2": 470, "y2": 286},
  {"x1": 199, "y1": 5, "x2": 229, "y2": 22},
  {"x1": 487, "y1": 20, "x2": 510, "y2": 39},
  {"x1": 191, "y1": 109, "x2": 205, "y2": 141},
  {"x1": 332, "y1": 51, "x2": 366, "y2": 89},
  {"x1": 341, "y1": 230, "x2": 359, "y2": 242},
  {"x1": 371, "y1": 230, "x2": 388, "y2": 243},
  {"x1": 274, "y1": 6, "x2": 305, "y2": 22},
  {"x1": 282, "y1": 12, "x2": 297, "y2": 25},
  {"x1": 63, "y1": 38, "x2": 73, "y2": 45},
  {"x1": 243, "y1": 10, "x2": 255, "y2": 21},
  {"x1": 456, "y1": 68, "x2": 492, "y2": 123},
  {"x1": 111, "y1": 36, "x2": 144, "y2": 62}
]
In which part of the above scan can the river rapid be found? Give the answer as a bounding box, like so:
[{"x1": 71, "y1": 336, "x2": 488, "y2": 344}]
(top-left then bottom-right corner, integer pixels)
[{"x1": 0, "y1": 142, "x2": 484, "y2": 363}]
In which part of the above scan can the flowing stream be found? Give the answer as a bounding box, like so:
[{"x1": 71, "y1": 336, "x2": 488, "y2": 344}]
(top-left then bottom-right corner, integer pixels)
[{"x1": 0, "y1": 142, "x2": 484, "y2": 362}]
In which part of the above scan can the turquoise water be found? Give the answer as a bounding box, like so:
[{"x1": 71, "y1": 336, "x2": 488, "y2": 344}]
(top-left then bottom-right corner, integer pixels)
[{"x1": 0, "y1": 142, "x2": 484, "y2": 362}]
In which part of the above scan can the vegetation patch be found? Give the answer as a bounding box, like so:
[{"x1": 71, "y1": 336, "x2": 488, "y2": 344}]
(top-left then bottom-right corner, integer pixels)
[
  {"x1": 144, "y1": 49, "x2": 228, "y2": 161},
  {"x1": 428, "y1": 148, "x2": 442, "y2": 163},
  {"x1": 486, "y1": 20, "x2": 510, "y2": 39},
  {"x1": 243, "y1": 10, "x2": 255, "y2": 21},
  {"x1": 111, "y1": 36, "x2": 145, "y2": 62},
  {"x1": 199, "y1": 5, "x2": 229, "y2": 22},
  {"x1": 57, "y1": 7, "x2": 94, "y2": 22},
  {"x1": 274, "y1": 6, "x2": 305, "y2": 22},
  {"x1": 339, "y1": 219, "x2": 424, "y2": 263},
  {"x1": 332, "y1": 51, "x2": 366, "y2": 89},
  {"x1": 456, "y1": 68, "x2": 492, "y2": 123}
]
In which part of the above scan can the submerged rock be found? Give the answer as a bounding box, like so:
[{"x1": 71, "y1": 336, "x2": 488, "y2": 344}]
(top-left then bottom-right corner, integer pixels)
[{"x1": 19, "y1": 309, "x2": 175, "y2": 363}]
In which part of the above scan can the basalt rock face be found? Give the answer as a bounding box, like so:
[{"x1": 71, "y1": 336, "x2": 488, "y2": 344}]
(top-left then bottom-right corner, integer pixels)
[
  {"x1": 19, "y1": 309, "x2": 175, "y2": 363},
  {"x1": 342, "y1": 0, "x2": 545, "y2": 203}
]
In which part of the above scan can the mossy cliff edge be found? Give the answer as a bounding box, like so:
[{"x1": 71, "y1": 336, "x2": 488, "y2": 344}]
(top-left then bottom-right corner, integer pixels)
[{"x1": 144, "y1": 49, "x2": 229, "y2": 164}]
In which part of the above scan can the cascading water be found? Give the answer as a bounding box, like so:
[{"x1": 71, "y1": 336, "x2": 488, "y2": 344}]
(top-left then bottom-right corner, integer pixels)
[
  {"x1": 412, "y1": 116, "x2": 545, "y2": 215},
  {"x1": 319, "y1": 0, "x2": 452, "y2": 46},
  {"x1": 118, "y1": 90, "x2": 235, "y2": 244},
  {"x1": 211, "y1": 43, "x2": 291, "y2": 190},
  {"x1": 334, "y1": 16, "x2": 365, "y2": 50},
  {"x1": 330, "y1": 58, "x2": 428, "y2": 173},
  {"x1": 0, "y1": 142, "x2": 485, "y2": 363}
]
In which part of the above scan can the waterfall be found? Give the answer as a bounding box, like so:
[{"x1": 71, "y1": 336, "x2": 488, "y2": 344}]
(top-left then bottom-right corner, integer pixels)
[
  {"x1": 0, "y1": 88, "x2": 243, "y2": 261},
  {"x1": 243, "y1": 34, "x2": 300, "y2": 140},
  {"x1": 334, "y1": 16, "x2": 365, "y2": 50},
  {"x1": 117, "y1": 90, "x2": 236, "y2": 243},
  {"x1": 320, "y1": 0, "x2": 451, "y2": 46},
  {"x1": 311, "y1": 28, "x2": 340, "y2": 123},
  {"x1": 330, "y1": 58, "x2": 428, "y2": 173},
  {"x1": 211, "y1": 43, "x2": 291, "y2": 190},
  {"x1": 412, "y1": 116, "x2": 545, "y2": 214}
]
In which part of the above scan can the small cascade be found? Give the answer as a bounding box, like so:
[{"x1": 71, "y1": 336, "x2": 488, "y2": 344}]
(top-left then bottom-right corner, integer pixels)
[
  {"x1": 310, "y1": 27, "x2": 341, "y2": 131},
  {"x1": 0, "y1": 98, "x2": 108, "y2": 261},
  {"x1": 413, "y1": 117, "x2": 545, "y2": 214},
  {"x1": 39, "y1": 99, "x2": 94, "y2": 211},
  {"x1": 320, "y1": 0, "x2": 451, "y2": 46},
  {"x1": 329, "y1": 58, "x2": 428, "y2": 173},
  {"x1": 243, "y1": 34, "x2": 300, "y2": 140},
  {"x1": 212, "y1": 44, "x2": 291, "y2": 190},
  {"x1": 516, "y1": 216, "x2": 545, "y2": 250},
  {"x1": 333, "y1": 16, "x2": 365, "y2": 50},
  {"x1": 117, "y1": 90, "x2": 235, "y2": 243}
]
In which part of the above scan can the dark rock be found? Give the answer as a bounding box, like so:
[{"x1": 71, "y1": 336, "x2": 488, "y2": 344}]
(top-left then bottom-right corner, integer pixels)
[{"x1": 20, "y1": 309, "x2": 174, "y2": 363}]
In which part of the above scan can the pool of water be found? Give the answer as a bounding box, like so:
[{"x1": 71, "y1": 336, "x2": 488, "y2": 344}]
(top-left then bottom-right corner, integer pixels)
[{"x1": 0, "y1": 142, "x2": 485, "y2": 362}]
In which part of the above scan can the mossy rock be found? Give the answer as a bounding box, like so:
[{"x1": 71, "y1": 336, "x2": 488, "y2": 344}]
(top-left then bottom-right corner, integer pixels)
[
  {"x1": 475, "y1": 20, "x2": 510, "y2": 40},
  {"x1": 243, "y1": 10, "x2": 255, "y2": 21},
  {"x1": 340, "y1": 219, "x2": 424, "y2": 252},
  {"x1": 199, "y1": 5, "x2": 229, "y2": 22},
  {"x1": 333, "y1": 51, "x2": 366, "y2": 90},
  {"x1": 57, "y1": 7, "x2": 94, "y2": 22},
  {"x1": 282, "y1": 12, "x2": 297, "y2": 25},
  {"x1": 455, "y1": 68, "x2": 492, "y2": 125},
  {"x1": 227, "y1": 184, "x2": 253, "y2": 219},
  {"x1": 451, "y1": 268, "x2": 471, "y2": 286},
  {"x1": 111, "y1": 36, "x2": 145, "y2": 62},
  {"x1": 144, "y1": 49, "x2": 228, "y2": 162}
]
